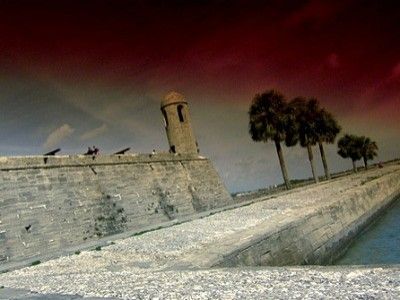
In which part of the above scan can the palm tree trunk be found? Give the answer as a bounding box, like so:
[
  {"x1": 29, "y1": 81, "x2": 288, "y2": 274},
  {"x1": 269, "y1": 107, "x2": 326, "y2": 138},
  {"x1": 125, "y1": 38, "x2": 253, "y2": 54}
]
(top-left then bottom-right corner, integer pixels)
[
  {"x1": 363, "y1": 156, "x2": 368, "y2": 170},
  {"x1": 318, "y1": 141, "x2": 331, "y2": 180},
  {"x1": 352, "y1": 160, "x2": 357, "y2": 173},
  {"x1": 274, "y1": 140, "x2": 291, "y2": 189},
  {"x1": 307, "y1": 144, "x2": 319, "y2": 183}
]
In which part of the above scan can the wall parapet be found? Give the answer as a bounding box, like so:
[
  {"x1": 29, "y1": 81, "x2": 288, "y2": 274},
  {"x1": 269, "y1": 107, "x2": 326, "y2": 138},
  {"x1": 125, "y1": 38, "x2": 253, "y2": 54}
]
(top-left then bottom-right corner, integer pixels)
[{"x1": 0, "y1": 153, "x2": 205, "y2": 170}]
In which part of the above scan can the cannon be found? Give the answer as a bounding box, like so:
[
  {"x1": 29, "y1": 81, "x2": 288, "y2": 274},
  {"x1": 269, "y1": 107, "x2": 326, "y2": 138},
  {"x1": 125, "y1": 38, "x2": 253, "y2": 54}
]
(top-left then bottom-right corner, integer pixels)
[
  {"x1": 114, "y1": 147, "x2": 130, "y2": 155},
  {"x1": 44, "y1": 148, "x2": 61, "y2": 156}
]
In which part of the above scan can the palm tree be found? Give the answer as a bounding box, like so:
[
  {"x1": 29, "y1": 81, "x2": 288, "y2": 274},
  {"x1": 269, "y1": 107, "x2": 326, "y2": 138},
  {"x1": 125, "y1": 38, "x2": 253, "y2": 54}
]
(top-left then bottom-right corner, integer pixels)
[
  {"x1": 289, "y1": 97, "x2": 320, "y2": 183},
  {"x1": 359, "y1": 136, "x2": 378, "y2": 170},
  {"x1": 249, "y1": 90, "x2": 295, "y2": 189},
  {"x1": 337, "y1": 134, "x2": 362, "y2": 173},
  {"x1": 315, "y1": 109, "x2": 341, "y2": 179}
]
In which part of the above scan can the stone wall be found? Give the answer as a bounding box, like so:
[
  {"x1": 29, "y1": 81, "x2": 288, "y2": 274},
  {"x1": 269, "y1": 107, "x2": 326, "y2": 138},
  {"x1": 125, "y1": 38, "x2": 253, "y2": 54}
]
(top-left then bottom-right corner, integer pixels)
[
  {"x1": 0, "y1": 153, "x2": 232, "y2": 265},
  {"x1": 214, "y1": 167, "x2": 400, "y2": 267}
]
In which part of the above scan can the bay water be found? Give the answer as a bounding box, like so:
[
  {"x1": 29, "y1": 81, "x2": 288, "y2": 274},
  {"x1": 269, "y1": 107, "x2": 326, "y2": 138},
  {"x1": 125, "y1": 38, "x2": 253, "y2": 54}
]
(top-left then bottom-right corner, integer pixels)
[{"x1": 335, "y1": 197, "x2": 400, "y2": 265}]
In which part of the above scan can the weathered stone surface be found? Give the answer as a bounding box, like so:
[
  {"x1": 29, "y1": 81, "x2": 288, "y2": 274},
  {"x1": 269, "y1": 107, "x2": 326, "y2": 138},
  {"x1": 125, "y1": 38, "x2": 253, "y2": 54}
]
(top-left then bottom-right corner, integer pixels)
[{"x1": 0, "y1": 154, "x2": 232, "y2": 266}]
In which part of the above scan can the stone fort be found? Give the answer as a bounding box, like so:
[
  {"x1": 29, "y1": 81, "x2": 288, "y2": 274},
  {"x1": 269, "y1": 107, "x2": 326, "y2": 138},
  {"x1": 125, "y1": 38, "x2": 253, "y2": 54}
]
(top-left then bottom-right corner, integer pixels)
[
  {"x1": 1, "y1": 91, "x2": 400, "y2": 300},
  {"x1": 0, "y1": 91, "x2": 233, "y2": 265}
]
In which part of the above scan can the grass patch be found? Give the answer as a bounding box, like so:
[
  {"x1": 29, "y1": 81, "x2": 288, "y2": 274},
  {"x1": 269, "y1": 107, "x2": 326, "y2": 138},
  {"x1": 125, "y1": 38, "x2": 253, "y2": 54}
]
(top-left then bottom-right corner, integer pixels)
[
  {"x1": 0, "y1": 285, "x2": 4, "y2": 289},
  {"x1": 94, "y1": 246, "x2": 102, "y2": 251},
  {"x1": 74, "y1": 250, "x2": 81, "y2": 255},
  {"x1": 31, "y1": 260, "x2": 41, "y2": 266}
]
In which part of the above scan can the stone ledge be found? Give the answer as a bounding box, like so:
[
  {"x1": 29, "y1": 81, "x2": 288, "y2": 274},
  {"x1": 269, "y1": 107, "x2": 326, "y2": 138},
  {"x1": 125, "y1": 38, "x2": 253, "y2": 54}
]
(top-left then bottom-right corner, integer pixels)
[{"x1": 0, "y1": 153, "x2": 205, "y2": 170}]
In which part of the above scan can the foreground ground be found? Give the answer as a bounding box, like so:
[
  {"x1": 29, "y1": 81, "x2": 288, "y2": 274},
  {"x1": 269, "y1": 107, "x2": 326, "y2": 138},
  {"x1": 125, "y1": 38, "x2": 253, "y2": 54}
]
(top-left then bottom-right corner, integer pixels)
[
  {"x1": 1, "y1": 265, "x2": 399, "y2": 299},
  {"x1": 1, "y1": 164, "x2": 400, "y2": 299}
]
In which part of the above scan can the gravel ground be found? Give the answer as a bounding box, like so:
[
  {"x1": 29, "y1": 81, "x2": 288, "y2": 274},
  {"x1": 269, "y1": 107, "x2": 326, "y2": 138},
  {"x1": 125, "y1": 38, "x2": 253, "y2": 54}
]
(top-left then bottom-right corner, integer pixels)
[
  {"x1": 1, "y1": 266, "x2": 399, "y2": 299},
  {"x1": 1, "y1": 165, "x2": 399, "y2": 299}
]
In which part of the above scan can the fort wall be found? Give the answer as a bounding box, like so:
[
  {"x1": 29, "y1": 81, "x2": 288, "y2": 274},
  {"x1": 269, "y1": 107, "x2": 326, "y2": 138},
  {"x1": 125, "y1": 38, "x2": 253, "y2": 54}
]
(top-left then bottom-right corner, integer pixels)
[
  {"x1": 211, "y1": 166, "x2": 400, "y2": 267},
  {"x1": 0, "y1": 153, "x2": 233, "y2": 265}
]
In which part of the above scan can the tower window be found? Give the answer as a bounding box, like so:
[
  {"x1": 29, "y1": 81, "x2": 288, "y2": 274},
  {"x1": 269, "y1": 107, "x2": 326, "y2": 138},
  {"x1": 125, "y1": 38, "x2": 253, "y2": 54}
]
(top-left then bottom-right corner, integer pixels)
[
  {"x1": 162, "y1": 109, "x2": 168, "y2": 126},
  {"x1": 177, "y1": 105, "x2": 184, "y2": 122}
]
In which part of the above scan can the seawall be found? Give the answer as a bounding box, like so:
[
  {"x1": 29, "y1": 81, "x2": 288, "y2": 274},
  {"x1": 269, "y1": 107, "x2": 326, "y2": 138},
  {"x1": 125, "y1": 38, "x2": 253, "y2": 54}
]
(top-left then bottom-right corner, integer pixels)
[
  {"x1": 0, "y1": 153, "x2": 232, "y2": 266},
  {"x1": 212, "y1": 165, "x2": 400, "y2": 267}
]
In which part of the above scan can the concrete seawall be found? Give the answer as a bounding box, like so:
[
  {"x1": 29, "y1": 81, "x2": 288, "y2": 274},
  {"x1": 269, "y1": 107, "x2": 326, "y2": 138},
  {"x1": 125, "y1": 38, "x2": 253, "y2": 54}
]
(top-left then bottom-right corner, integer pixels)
[{"x1": 0, "y1": 153, "x2": 232, "y2": 266}]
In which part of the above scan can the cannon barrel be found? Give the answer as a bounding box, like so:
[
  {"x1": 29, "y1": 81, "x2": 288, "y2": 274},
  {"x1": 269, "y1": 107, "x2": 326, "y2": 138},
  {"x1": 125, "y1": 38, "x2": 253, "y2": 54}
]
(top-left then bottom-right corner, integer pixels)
[
  {"x1": 114, "y1": 147, "x2": 130, "y2": 155},
  {"x1": 44, "y1": 148, "x2": 61, "y2": 156}
]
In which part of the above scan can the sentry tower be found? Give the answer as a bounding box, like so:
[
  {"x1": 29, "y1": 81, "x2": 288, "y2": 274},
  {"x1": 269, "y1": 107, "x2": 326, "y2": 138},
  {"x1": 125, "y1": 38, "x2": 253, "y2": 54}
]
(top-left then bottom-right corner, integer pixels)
[{"x1": 161, "y1": 91, "x2": 198, "y2": 154}]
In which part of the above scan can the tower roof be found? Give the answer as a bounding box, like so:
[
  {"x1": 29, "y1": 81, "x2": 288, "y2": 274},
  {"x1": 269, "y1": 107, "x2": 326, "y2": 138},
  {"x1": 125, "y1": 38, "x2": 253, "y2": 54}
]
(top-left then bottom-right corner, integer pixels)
[{"x1": 161, "y1": 91, "x2": 187, "y2": 108}]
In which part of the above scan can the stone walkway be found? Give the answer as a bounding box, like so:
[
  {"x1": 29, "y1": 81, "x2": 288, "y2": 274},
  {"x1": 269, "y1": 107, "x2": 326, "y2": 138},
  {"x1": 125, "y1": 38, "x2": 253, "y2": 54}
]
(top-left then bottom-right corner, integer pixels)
[{"x1": 1, "y1": 165, "x2": 400, "y2": 299}]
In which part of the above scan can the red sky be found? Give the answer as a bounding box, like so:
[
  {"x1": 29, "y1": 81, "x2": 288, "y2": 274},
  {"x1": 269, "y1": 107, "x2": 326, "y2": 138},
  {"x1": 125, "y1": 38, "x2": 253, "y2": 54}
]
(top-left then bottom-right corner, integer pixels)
[
  {"x1": 0, "y1": 0, "x2": 399, "y2": 191},
  {"x1": 1, "y1": 1, "x2": 399, "y2": 102}
]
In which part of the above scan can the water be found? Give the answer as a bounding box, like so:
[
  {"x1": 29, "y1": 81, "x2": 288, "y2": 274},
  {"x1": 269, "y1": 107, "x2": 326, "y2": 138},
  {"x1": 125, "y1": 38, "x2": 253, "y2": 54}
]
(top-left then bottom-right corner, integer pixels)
[{"x1": 335, "y1": 197, "x2": 400, "y2": 265}]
